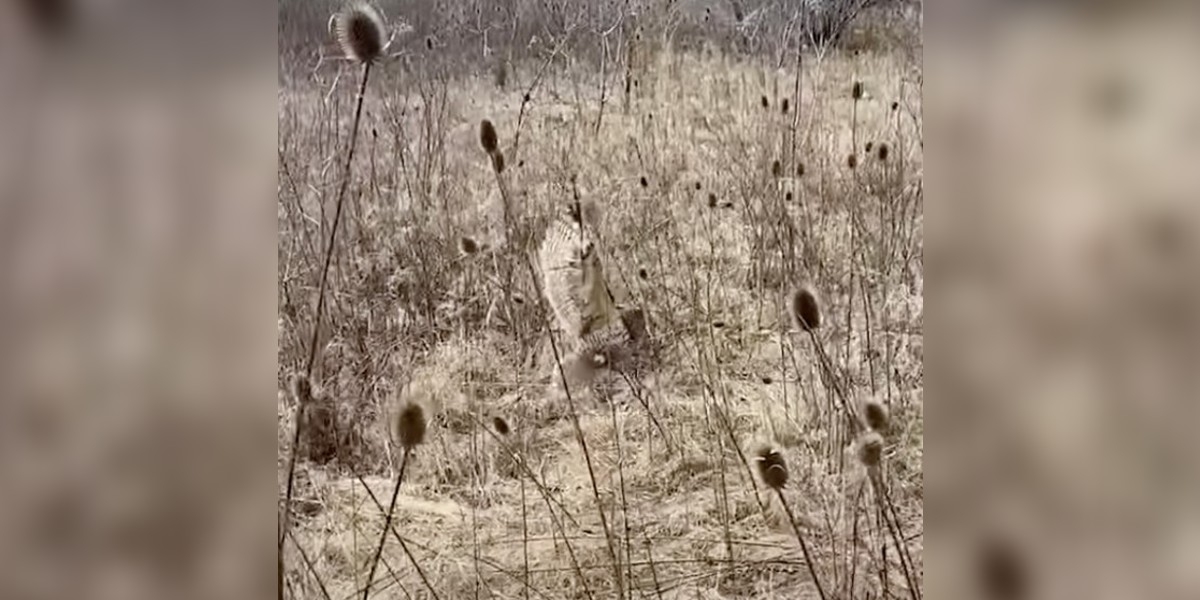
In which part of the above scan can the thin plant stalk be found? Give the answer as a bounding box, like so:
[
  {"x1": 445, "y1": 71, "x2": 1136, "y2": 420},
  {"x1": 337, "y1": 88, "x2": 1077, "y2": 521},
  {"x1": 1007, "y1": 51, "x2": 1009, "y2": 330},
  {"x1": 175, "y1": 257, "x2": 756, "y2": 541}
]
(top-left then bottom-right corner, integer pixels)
[{"x1": 280, "y1": 59, "x2": 374, "y2": 597}]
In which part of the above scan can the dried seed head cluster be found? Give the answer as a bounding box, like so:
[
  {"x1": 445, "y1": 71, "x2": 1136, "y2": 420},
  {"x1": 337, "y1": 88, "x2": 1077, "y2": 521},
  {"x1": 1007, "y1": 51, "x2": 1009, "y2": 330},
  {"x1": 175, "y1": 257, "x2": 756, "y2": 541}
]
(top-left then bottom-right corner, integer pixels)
[
  {"x1": 290, "y1": 373, "x2": 313, "y2": 406},
  {"x1": 865, "y1": 141, "x2": 874, "y2": 153},
  {"x1": 781, "y1": 98, "x2": 790, "y2": 114},
  {"x1": 789, "y1": 284, "x2": 822, "y2": 331},
  {"x1": 333, "y1": 3, "x2": 387, "y2": 64},
  {"x1": 479, "y1": 119, "x2": 499, "y2": 154},
  {"x1": 852, "y1": 81, "x2": 864, "y2": 100},
  {"x1": 847, "y1": 153, "x2": 859, "y2": 169},
  {"x1": 877, "y1": 143, "x2": 890, "y2": 162},
  {"x1": 761, "y1": 95, "x2": 770, "y2": 110},
  {"x1": 459, "y1": 236, "x2": 480, "y2": 256},
  {"x1": 796, "y1": 162, "x2": 806, "y2": 177},
  {"x1": 707, "y1": 193, "x2": 718, "y2": 208},
  {"x1": 394, "y1": 402, "x2": 427, "y2": 449},
  {"x1": 753, "y1": 443, "x2": 789, "y2": 490},
  {"x1": 862, "y1": 397, "x2": 890, "y2": 432},
  {"x1": 771, "y1": 160, "x2": 782, "y2": 178},
  {"x1": 856, "y1": 431, "x2": 884, "y2": 467},
  {"x1": 492, "y1": 416, "x2": 511, "y2": 436}
]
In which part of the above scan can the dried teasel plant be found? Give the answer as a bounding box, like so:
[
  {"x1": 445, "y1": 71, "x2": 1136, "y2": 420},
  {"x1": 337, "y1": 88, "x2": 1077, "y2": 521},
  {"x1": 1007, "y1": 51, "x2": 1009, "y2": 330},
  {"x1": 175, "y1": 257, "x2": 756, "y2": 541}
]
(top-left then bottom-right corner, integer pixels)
[
  {"x1": 861, "y1": 396, "x2": 890, "y2": 432},
  {"x1": 480, "y1": 119, "x2": 499, "y2": 155},
  {"x1": 752, "y1": 443, "x2": 829, "y2": 600},
  {"x1": 492, "y1": 416, "x2": 511, "y2": 436},
  {"x1": 280, "y1": 4, "x2": 386, "y2": 581},
  {"x1": 332, "y1": 3, "x2": 387, "y2": 64},
  {"x1": 789, "y1": 284, "x2": 822, "y2": 332},
  {"x1": 458, "y1": 236, "x2": 480, "y2": 256},
  {"x1": 363, "y1": 401, "x2": 428, "y2": 599}
]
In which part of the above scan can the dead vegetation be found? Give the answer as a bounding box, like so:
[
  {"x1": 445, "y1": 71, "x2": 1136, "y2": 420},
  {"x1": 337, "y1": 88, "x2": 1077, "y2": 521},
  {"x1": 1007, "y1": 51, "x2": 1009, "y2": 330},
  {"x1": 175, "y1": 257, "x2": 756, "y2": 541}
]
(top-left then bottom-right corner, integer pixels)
[{"x1": 279, "y1": 1, "x2": 923, "y2": 598}]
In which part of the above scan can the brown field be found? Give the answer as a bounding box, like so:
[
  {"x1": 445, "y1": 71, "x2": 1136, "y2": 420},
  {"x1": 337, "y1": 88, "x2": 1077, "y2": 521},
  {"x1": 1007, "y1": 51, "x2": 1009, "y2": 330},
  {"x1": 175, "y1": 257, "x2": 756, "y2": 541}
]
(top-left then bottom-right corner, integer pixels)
[{"x1": 278, "y1": 3, "x2": 923, "y2": 598}]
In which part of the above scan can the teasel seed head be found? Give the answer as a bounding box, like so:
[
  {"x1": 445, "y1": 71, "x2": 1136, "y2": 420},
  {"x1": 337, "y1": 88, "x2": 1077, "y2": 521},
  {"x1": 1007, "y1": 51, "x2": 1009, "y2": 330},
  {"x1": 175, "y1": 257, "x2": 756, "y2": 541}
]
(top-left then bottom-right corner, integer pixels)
[
  {"x1": 695, "y1": 182, "x2": 702, "y2": 191},
  {"x1": 753, "y1": 443, "x2": 789, "y2": 490},
  {"x1": 760, "y1": 95, "x2": 769, "y2": 110},
  {"x1": 640, "y1": 176, "x2": 648, "y2": 188},
  {"x1": 771, "y1": 160, "x2": 782, "y2": 179},
  {"x1": 861, "y1": 396, "x2": 890, "y2": 432},
  {"x1": 847, "y1": 153, "x2": 858, "y2": 170},
  {"x1": 458, "y1": 236, "x2": 480, "y2": 256},
  {"x1": 781, "y1": 98, "x2": 790, "y2": 114},
  {"x1": 789, "y1": 284, "x2": 822, "y2": 332},
  {"x1": 492, "y1": 416, "x2": 511, "y2": 436},
  {"x1": 333, "y1": 3, "x2": 387, "y2": 64},
  {"x1": 891, "y1": 101, "x2": 900, "y2": 111},
  {"x1": 479, "y1": 119, "x2": 499, "y2": 154},
  {"x1": 707, "y1": 193, "x2": 718, "y2": 208},
  {"x1": 290, "y1": 373, "x2": 313, "y2": 406},
  {"x1": 856, "y1": 431, "x2": 884, "y2": 468},
  {"x1": 797, "y1": 162, "x2": 806, "y2": 177},
  {"x1": 877, "y1": 143, "x2": 890, "y2": 162},
  {"x1": 865, "y1": 141, "x2": 874, "y2": 153},
  {"x1": 852, "y1": 81, "x2": 864, "y2": 100},
  {"x1": 785, "y1": 191, "x2": 793, "y2": 202},
  {"x1": 394, "y1": 402, "x2": 427, "y2": 450}
]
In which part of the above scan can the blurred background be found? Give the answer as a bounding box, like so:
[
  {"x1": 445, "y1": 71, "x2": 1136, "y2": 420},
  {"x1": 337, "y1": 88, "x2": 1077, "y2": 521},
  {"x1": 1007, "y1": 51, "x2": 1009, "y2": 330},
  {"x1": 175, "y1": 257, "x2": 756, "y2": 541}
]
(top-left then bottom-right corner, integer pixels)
[
  {"x1": 925, "y1": 2, "x2": 1200, "y2": 599},
  {"x1": 0, "y1": 1, "x2": 277, "y2": 599}
]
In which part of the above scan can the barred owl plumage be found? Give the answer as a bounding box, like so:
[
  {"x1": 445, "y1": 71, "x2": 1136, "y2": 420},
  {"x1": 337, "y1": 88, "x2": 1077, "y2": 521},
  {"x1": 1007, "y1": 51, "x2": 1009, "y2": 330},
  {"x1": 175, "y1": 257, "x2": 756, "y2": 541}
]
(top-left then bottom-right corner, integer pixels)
[{"x1": 537, "y1": 207, "x2": 619, "y2": 341}]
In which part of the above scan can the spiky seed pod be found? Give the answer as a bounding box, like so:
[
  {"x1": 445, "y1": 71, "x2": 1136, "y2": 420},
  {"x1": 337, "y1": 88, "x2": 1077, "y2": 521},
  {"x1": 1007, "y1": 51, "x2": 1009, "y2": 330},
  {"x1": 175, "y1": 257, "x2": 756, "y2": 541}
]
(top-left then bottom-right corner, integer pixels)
[
  {"x1": 640, "y1": 176, "x2": 648, "y2": 188},
  {"x1": 638, "y1": 267, "x2": 648, "y2": 280},
  {"x1": 425, "y1": 37, "x2": 433, "y2": 50},
  {"x1": 458, "y1": 236, "x2": 479, "y2": 256},
  {"x1": 797, "y1": 162, "x2": 805, "y2": 177},
  {"x1": 333, "y1": 4, "x2": 386, "y2": 64},
  {"x1": 512, "y1": 293, "x2": 525, "y2": 305},
  {"x1": 754, "y1": 443, "x2": 789, "y2": 490},
  {"x1": 785, "y1": 192, "x2": 794, "y2": 202},
  {"x1": 394, "y1": 402, "x2": 427, "y2": 449},
  {"x1": 712, "y1": 321, "x2": 725, "y2": 329},
  {"x1": 847, "y1": 153, "x2": 859, "y2": 170},
  {"x1": 491, "y1": 151, "x2": 506, "y2": 173},
  {"x1": 789, "y1": 284, "x2": 822, "y2": 331},
  {"x1": 781, "y1": 98, "x2": 790, "y2": 114},
  {"x1": 761, "y1": 95, "x2": 769, "y2": 109},
  {"x1": 290, "y1": 373, "x2": 313, "y2": 406},
  {"x1": 877, "y1": 143, "x2": 890, "y2": 162},
  {"x1": 865, "y1": 141, "x2": 874, "y2": 153},
  {"x1": 862, "y1": 397, "x2": 890, "y2": 432},
  {"x1": 493, "y1": 416, "x2": 510, "y2": 436},
  {"x1": 852, "y1": 81, "x2": 864, "y2": 100},
  {"x1": 771, "y1": 160, "x2": 782, "y2": 178},
  {"x1": 856, "y1": 431, "x2": 884, "y2": 467},
  {"x1": 707, "y1": 193, "x2": 718, "y2": 208},
  {"x1": 479, "y1": 120, "x2": 499, "y2": 154},
  {"x1": 695, "y1": 182, "x2": 702, "y2": 191},
  {"x1": 891, "y1": 101, "x2": 900, "y2": 111},
  {"x1": 761, "y1": 376, "x2": 773, "y2": 384}
]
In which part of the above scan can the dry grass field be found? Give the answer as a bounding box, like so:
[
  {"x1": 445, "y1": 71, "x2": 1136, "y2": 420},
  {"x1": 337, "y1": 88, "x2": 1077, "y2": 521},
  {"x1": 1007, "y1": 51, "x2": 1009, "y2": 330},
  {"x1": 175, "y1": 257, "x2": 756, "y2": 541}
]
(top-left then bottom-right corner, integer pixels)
[{"x1": 278, "y1": 2, "x2": 923, "y2": 598}]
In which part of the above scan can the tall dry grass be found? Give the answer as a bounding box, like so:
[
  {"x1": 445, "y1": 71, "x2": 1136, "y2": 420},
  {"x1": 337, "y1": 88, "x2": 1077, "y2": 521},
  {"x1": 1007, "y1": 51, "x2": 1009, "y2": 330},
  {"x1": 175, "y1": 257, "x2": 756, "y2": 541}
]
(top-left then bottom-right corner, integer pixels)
[{"x1": 278, "y1": 3, "x2": 922, "y2": 597}]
